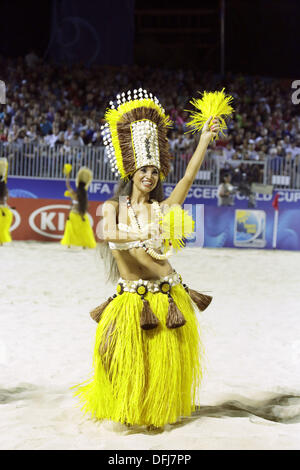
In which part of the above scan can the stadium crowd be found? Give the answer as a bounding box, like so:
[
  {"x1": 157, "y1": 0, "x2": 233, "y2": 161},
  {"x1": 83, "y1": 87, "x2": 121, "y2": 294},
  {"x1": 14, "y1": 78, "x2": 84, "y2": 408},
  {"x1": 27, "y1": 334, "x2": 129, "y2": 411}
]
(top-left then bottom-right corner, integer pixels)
[{"x1": 0, "y1": 53, "x2": 300, "y2": 184}]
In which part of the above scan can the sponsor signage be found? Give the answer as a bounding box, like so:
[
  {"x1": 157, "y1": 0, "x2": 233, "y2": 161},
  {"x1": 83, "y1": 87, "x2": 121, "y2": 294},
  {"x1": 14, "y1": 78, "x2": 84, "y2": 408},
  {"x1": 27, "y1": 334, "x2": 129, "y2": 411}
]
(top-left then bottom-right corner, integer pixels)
[
  {"x1": 8, "y1": 177, "x2": 300, "y2": 208},
  {"x1": 7, "y1": 197, "x2": 300, "y2": 250},
  {"x1": 28, "y1": 204, "x2": 73, "y2": 239},
  {"x1": 234, "y1": 210, "x2": 267, "y2": 248},
  {"x1": 9, "y1": 198, "x2": 102, "y2": 241}
]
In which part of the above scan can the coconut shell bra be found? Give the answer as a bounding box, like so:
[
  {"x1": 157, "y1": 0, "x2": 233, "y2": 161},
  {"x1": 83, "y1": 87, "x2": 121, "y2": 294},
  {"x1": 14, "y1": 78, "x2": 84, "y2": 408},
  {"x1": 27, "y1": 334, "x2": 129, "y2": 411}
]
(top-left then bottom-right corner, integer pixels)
[{"x1": 108, "y1": 198, "x2": 173, "y2": 260}]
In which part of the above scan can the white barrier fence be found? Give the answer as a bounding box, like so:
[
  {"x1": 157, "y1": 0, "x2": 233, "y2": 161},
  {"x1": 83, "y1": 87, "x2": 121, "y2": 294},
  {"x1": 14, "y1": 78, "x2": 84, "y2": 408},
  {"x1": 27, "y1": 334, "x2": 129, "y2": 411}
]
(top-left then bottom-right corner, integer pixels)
[{"x1": 0, "y1": 142, "x2": 299, "y2": 189}]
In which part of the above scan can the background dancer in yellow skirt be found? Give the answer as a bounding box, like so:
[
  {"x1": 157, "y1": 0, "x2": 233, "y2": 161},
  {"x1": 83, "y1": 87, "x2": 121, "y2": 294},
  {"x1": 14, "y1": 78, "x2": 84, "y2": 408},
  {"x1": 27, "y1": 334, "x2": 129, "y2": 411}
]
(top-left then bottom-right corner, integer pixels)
[
  {"x1": 0, "y1": 158, "x2": 13, "y2": 245},
  {"x1": 73, "y1": 89, "x2": 232, "y2": 430},
  {"x1": 61, "y1": 165, "x2": 96, "y2": 249}
]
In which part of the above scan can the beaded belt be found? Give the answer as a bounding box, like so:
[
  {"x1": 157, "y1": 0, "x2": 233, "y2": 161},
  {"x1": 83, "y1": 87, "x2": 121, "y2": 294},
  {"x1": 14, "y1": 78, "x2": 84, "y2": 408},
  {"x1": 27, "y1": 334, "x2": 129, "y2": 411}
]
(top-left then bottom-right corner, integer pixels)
[
  {"x1": 116, "y1": 270, "x2": 184, "y2": 296},
  {"x1": 90, "y1": 269, "x2": 213, "y2": 329}
]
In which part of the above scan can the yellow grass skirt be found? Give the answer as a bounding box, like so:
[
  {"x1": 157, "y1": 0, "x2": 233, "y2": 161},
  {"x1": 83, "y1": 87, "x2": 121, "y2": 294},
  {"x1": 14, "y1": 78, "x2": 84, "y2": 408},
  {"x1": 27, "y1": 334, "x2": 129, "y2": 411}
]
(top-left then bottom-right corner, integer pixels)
[
  {"x1": 61, "y1": 211, "x2": 96, "y2": 248},
  {"x1": 73, "y1": 283, "x2": 204, "y2": 427},
  {"x1": 0, "y1": 206, "x2": 13, "y2": 243}
]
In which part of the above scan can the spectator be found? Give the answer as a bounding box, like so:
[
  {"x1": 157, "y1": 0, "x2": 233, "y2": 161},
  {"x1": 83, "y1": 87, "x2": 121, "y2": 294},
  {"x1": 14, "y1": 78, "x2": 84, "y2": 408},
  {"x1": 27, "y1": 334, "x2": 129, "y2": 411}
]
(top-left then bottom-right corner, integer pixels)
[
  {"x1": 283, "y1": 152, "x2": 294, "y2": 175},
  {"x1": 26, "y1": 124, "x2": 39, "y2": 143},
  {"x1": 64, "y1": 125, "x2": 74, "y2": 142},
  {"x1": 44, "y1": 125, "x2": 62, "y2": 148},
  {"x1": 0, "y1": 56, "x2": 299, "y2": 186},
  {"x1": 285, "y1": 140, "x2": 300, "y2": 160},
  {"x1": 223, "y1": 142, "x2": 235, "y2": 160},
  {"x1": 217, "y1": 173, "x2": 235, "y2": 206},
  {"x1": 248, "y1": 141, "x2": 259, "y2": 160},
  {"x1": 39, "y1": 113, "x2": 52, "y2": 136},
  {"x1": 69, "y1": 131, "x2": 84, "y2": 147},
  {"x1": 227, "y1": 152, "x2": 242, "y2": 170}
]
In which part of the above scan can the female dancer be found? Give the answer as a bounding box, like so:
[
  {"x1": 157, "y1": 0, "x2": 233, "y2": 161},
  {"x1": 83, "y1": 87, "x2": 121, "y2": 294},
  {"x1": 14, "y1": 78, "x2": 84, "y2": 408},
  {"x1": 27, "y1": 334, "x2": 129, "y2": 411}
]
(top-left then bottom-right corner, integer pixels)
[
  {"x1": 74, "y1": 90, "x2": 221, "y2": 429},
  {"x1": 0, "y1": 158, "x2": 13, "y2": 245},
  {"x1": 61, "y1": 165, "x2": 96, "y2": 249}
]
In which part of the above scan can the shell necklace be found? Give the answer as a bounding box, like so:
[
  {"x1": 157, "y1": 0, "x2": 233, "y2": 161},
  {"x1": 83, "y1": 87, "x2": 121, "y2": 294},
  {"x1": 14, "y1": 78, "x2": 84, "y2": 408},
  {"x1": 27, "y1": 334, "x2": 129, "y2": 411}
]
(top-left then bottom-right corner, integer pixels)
[{"x1": 126, "y1": 196, "x2": 173, "y2": 260}]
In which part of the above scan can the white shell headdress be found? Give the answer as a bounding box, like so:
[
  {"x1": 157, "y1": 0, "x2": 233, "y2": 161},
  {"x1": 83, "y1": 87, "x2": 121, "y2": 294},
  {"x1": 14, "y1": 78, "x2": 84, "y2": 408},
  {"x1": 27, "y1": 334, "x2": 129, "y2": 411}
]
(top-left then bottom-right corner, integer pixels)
[{"x1": 101, "y1": 89, "x2": 172, "y2": 180}]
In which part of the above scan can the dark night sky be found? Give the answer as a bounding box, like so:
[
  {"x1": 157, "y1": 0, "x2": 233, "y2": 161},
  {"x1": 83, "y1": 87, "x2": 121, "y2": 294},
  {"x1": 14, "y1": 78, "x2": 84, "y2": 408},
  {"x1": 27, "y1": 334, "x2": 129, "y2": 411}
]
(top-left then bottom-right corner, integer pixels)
[
  {"x1": 0, "y1": 0, "x2": 52, "y2": 56},
  {"x1": 0, "y1": 0, "x2": 299, "y2": 77},
  {"x1": 225, "y1": 0, "x2": 300, "y2": 77}
]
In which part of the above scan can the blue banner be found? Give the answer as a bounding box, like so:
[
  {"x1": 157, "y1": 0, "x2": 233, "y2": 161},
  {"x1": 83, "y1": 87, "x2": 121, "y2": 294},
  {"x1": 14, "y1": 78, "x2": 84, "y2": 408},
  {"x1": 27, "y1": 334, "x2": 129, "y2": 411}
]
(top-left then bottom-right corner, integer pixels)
[
  {"x1": 8, "y1": 177, "x2": 117, "y2": 201},
  {"x1": 8, "y1": 178, "x2": 300, "y2": 251},
  {"x1": 203, "y1": 206, "x2": 300, "y2": 251},
  {"x1": 8, "y1": 178, "x2": 300, "y2": 207}
]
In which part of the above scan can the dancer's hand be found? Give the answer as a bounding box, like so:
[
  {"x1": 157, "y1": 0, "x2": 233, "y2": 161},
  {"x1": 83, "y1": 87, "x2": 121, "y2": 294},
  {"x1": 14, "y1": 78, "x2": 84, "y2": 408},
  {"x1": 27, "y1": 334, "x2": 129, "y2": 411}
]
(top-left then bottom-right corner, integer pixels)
[
  {"x1": 200, "y1": 117, "x2": 221, "y2": 143},
  {"x1": 63, "y1": 163, "x2": 72, "y2": 176}
]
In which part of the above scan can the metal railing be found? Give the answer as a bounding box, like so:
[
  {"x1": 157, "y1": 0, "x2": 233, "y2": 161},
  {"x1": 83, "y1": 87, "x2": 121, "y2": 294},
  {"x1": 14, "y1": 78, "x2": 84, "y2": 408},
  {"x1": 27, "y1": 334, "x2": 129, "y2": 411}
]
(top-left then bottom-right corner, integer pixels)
[
  {"x1": 0, "y1": 143, "x2": 114, "y2": 181},
  {"x1": 1, "y1": 142, "x2": 299, "y2": 189},
  {"x1": 265, "y1": 156, "x2": 300, "y2": 189}
]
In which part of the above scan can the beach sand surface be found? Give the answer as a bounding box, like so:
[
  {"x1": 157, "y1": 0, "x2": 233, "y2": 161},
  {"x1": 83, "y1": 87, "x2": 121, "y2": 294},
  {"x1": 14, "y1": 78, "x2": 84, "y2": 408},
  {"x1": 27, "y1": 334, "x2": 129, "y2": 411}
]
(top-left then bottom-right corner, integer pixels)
[{"x1": 1, "y1": 242, "x2": 300, "y2": 450}]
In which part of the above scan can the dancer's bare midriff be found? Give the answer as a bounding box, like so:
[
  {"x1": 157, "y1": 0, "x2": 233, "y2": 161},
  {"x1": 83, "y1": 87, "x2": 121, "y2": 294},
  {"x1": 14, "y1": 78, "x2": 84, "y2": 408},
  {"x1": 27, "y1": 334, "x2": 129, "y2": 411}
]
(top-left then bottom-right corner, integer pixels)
[
  {"x1": 111, "y1": 248, "x2": 174, "y2": 280},
  {"x1": 103, "y1": 199, "x2": 174, "y2": 280}
]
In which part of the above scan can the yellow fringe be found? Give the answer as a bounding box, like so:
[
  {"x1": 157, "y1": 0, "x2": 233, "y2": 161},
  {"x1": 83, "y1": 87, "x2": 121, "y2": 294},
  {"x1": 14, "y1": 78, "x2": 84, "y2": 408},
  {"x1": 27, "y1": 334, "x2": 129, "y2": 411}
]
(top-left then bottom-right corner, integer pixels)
[
  {"x1": 73, "y1": 284, "x2": 204, "y2": 427},
  {"x1": 0, "y1": 158, "x2": 8, "y2": 183},
  {"x1": 160, "y1": 205, "x2": 195, "y2": 252},
  {"x1": 186, "y1": 88, "x2": 234, "y2": 139},
  {"x1": 0, "y1": 206, "x2": 13, "y2": 243},
  {"x1": 61, "y1": 212, "x2": 96, "y2": 248}
]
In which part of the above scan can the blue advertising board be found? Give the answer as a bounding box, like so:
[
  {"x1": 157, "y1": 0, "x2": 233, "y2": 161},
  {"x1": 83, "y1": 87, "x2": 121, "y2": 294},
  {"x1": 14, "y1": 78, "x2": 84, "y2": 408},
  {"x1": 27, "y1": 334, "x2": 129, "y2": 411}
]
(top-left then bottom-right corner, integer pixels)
[{"x1": 7, "y1": 178, "x2": 300, "y2": 250}]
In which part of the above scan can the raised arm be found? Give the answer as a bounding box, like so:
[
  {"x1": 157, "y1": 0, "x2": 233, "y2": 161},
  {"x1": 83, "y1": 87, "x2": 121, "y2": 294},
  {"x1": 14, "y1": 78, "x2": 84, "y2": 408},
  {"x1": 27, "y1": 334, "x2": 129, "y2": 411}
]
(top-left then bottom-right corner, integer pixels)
[
  {"x1": 65, "y1": 174, "x2": 77, "y2": 199},
  {"x1": 162, "y1": 117, "x2": 220, "y2": 207}
]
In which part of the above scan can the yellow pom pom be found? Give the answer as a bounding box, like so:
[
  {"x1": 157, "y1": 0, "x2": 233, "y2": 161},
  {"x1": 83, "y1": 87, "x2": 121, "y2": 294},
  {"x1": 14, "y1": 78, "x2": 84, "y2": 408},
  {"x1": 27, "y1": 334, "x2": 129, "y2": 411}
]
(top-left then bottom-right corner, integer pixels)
[
  {"x1": 160, "y1": 205, "x2": 195, "y2": 252},
  {"x1": 64, "y1": 190, "x2": 72, "y2": 198},
  {"x1": 63, "y1": 163, "x2": 72, "y2": 175},
  {"x1": 185, "y1": 88, "x2": 234, "y2": 139}
]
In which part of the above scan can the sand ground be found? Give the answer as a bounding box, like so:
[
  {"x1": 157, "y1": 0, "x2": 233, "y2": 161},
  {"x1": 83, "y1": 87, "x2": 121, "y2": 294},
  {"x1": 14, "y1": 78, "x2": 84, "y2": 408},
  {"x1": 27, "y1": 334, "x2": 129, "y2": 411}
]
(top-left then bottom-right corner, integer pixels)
[{"x1": 1, "y1": 242, "x2": 300, "y2": 450}]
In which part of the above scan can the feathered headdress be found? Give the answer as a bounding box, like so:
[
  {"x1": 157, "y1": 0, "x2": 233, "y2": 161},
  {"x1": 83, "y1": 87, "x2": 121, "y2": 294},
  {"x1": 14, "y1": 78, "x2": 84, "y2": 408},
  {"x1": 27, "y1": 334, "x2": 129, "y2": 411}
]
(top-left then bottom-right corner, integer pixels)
[
  {"x1": 0, "y1": 157, "x2": 8, "y2": 183},
  {"x1": 76, "y1": 166, "x2": 93, "y2": 190},
  {"x1": 101, "y1": 89, "x2": 173, "y2": 180}
]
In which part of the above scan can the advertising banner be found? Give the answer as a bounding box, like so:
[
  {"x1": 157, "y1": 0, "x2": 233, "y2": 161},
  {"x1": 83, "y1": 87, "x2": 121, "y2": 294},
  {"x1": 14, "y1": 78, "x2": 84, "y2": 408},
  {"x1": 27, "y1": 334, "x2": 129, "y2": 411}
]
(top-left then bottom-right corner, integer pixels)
[
  {"x1": 8, "y1": 177, "x2": 116, "y2": 201},
  {"x1": 8, "y1": 198, "x2": 102, "y2": 242},
  {"x1": 6, "y1": 178, "x2": 300, "y2": 250},
  {"x1": 8, "y1": 178, "x2": 300, "y2": 208},
  {"x1": 204, "y1": 206, "x2": 300, "y2": 250}
]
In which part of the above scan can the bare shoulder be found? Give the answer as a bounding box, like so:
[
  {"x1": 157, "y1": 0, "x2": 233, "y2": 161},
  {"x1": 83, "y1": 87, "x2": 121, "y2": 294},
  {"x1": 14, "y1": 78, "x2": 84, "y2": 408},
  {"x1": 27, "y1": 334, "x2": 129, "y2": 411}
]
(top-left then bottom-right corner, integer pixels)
[
  {"x1": 103, "y1": 199, "x2": 118, "y2": 208},
  {"x1": 102, "y1": 199, "x2": 119, "y2": 215}
]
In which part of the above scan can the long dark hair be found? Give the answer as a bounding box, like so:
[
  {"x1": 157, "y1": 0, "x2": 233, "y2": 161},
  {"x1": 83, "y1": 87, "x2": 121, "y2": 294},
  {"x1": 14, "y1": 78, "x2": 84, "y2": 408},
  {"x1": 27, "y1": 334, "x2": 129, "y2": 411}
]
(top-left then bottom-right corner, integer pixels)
[
  {"x1": 0, "y1": 180, "x2": 7, "y2": 200},
  {"x1": 76, "y1": 182, "x2": 88, "y2": 218},
  {"x1": 99, "y1": 176, "x2": 165, "y2": 284}
]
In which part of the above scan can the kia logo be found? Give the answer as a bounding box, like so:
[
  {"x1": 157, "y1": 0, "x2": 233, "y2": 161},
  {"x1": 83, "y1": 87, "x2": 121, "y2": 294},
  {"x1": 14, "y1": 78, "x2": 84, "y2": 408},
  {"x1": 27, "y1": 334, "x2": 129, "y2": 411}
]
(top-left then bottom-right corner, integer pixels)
[
  {"x1": 29, "y1": 204, "x2": 94, "y2": 239},
  {"x1": 10, "y1": 209, "x2": 21, "y2": 232}
]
